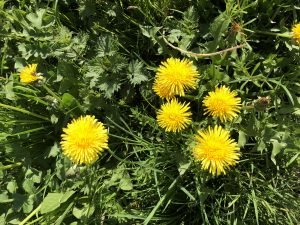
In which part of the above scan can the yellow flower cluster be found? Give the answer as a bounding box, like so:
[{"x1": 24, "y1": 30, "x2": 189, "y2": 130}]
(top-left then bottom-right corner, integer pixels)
[
  {"x1": 19, "y1": 64, "x2": 109, "y2": 165},
  {"x1": 153, "y1": 57, "x2": 242, "y2": 175},
  {"x1": 21, "y1": 58, "x2": 242, "y2": 174}
]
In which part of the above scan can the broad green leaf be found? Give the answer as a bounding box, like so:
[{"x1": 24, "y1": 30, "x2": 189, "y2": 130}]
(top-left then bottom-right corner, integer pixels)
[
  {"x1": 22, "y1": 180, "x2": 35, "y2": 194},
  {"x1": 7, "y1": 181, "x2": 17, "y2": 194},
  {"x1": 60, "y1": 93, "x2": 82, "y2": 114},
  {"x1": 40, "y1": 191, "x2": 75, "y2": 214},
  {"x1": 72, "y1": 207, "x2": 82, "y2": 219},
  {"x1": 0, "y1": 193, "x2": 11, "y2": 203}
]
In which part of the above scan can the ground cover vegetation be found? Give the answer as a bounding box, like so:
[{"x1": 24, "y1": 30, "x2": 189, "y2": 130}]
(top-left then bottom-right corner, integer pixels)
[{"x1": 0, "y1": 0, "x2": 299, "y2": 224}]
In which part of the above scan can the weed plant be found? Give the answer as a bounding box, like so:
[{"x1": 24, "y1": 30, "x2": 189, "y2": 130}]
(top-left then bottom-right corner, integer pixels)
[{"x1": 0, "y1": 0, "x2": 299, "y2": 224}]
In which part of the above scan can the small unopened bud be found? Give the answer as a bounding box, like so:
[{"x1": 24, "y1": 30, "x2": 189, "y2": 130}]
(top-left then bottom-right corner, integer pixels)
[{"x1": 253, "y1": 96, "x2": 271, "y2": 111}]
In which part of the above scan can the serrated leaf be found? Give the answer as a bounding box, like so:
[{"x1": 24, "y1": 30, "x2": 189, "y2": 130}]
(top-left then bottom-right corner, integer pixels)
[
  {"x1": 139, "y1": 26, "x2": 161, "y2": 39},
  {"x1": 208, "y1": 12, "x2": 231, "y2": 50},
  {"x1": 127, "y1": 60, "x2": 148, "y2": 86},
  {"x1": 26, "y1": 9, "x2": 46, "y2": 29},
  {"x1": 167, "y1": 29, "x2": 182, "y2": 43},
  {"x1": 25, "y1": 168, "x2": 42, "y2": 184},
  {"x1": 96, "y1": 35, "x2": 119, "y2": 57},
  {"x1": 99, "y1": 78, "x2": 121, "y2": 99},
  {"x1": 47, "y1": 142, "x2": 60, "y2": 158}
]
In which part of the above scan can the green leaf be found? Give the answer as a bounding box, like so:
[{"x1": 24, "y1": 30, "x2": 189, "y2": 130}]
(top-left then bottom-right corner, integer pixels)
[
  {"x1": 26, "y1": 9, "x2": 46, "y2": 29},
  {"x1": 208, "y1": 12, "x2": 231, "y2": 50},
  {"x1": 41, "y1": 193, "x2": 64, "y2": 214},
  {"x1": 60, "y1": 93, "x2": 82, "y2": 115},
  {"x1": 0, "y1": 193, "x2": 11, "y2": 203},
  {"x1": 238, "y1": 131, "x2": 247, "y2": 147},
  {"x1": 119, "y1": 174, "x2": 133, "y2": 191},
  {"x1": 271, "y1": 139, "x2": 286, "y2": 165},
  {"x1": 7, "y1": 181, "x2": 17, "y2": 194},
  {"x1": 12, "y1": 193, "x2": 27, "y2": 212},
  {"x1": 40, "y1": 191, "x2": 75, "y2": 214},
  {"x1": 22, "y1": 180, "x2": 35, "y2": 194},
  {"x1": 99, "y1": 79, "x2": 121, "y2": 99},
  {"x1": 47, "y1": 142, "x2": 60, "y2": 158},
  {"x1": 4, "y1": 74, "x2": 15, "y2": 100},
  {"x1": 127, "y1": 60, "x2": 148, "y2": 86},
  {"x1": 22, "y1": 195, "x2": 34, "y2": 213},
  {"x1": 96, "y1": 35, "x2": 119, "y2": 57},
  {"x1": 139, "y1": 26, "x2": 161, "y2": 41},
  {"x1": 72, "y1": 207, "x2": 82, "y2": 219}
]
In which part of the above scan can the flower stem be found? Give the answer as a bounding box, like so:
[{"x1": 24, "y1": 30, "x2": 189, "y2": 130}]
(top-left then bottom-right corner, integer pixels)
[
  {"x1": 246, "y1": 29, "x2": 291, "y2": 38},
  {"x1": 19, "y1": 203, "x2": 42, "y2": 225},
  {"x1": 41, "y1": 83, "x2": 62, "y2": 104},
  {"x1": 0, "y1": 162, "x2": 22, "y2": 170},
  {"x1": 0, "y1": 103, "x2": 50, "y2": 121}
]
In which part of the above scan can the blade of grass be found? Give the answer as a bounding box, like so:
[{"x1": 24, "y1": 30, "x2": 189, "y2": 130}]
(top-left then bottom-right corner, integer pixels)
[
  {"x1": 0, "y1": 103, "x2": 50, "y2": 121},
  {"x1": 251, "y1": 190, "x2": 259, "y2": 225},
  {"x1": 143, "y1": 162, "x2": 191, "y2": 225}
]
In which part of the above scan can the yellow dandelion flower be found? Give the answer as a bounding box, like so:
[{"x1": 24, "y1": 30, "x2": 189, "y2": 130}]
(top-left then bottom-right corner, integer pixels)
[
  {"x1": 61, "y1": 115, "x2": 108, "y2": 165},
  {"x1": 292, "y1": 23, "x2": 300, "y2": 45},
  {"x1": 203, "y1": 86, "x2": 241, "y2": 122},
  {"x1": 157, "y1": 98, "x2": 192, "y2": 132},
  {"x1": 20, "y1": 64, "x2": 42, "y2": 84},
  {"x1": 153, "y1": 58, "x2": 199, "y2": 99},
  {"x1": 193, "y1": 125, "x2": 240, "y2": 176}
]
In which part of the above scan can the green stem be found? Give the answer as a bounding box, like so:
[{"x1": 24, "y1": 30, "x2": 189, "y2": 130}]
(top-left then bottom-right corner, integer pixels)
[
  {"x1": 0, "y1": 162, "x2": 22, "y2": 170},
  {"x1": 41, "y1": 83, "x2": 63, "y2": 104},
  {"x1": 19, "y1": 203, "x2": 42, "y2": 225},
  {"x1": 242, "y1": 105, "x2": 255, "y2": 110},
  {"x1": 0, "y1": 103, "x2": 50, "y2": 121},
  {"x1": 247, "y1": 29, "x2": 291, "y2": 38}
]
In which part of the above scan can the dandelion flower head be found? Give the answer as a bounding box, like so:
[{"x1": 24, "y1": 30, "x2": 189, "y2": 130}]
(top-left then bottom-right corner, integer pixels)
[
  {"x1": 20, "y1": 64, "x2": 41, "y2": 84},
  {"x1": 193, "y1": 125, "x2": 240, "y2": 176},
  {"x1": 157, "y1": 98, "x2": 192, "y2": 132},
  {"x1": 153, "y1": 58, "x2": 199, "y2": 99},
  {"x1": 292, "y1": 23, "x2": 300, "y2": 45},
  {"x1": 61, "y1": 115, "x2": 108, "y2": 165},
  {"x1": 203, "y1": 86, "x2": 241, "y2": 122}
]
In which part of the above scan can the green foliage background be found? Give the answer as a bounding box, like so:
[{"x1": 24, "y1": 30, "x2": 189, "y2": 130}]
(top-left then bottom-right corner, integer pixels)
[{"x1": 0, "y1": 0, "x2": 299, "y2": 224}]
